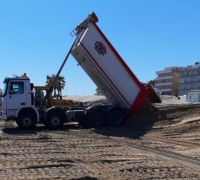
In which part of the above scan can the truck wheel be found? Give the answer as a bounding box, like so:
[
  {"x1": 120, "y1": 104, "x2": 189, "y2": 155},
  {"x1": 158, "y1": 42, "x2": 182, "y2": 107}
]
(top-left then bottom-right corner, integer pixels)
[
  {"x1": 16, "y1": 113, "x2": 37, "y2": 129},
  {"x1": 46, "y1": 112, "x2": 64, "y2": 129},
  {"x1": 86, "y1": 111, "x2": 104, "y2": 128},
  {"x1": 106, "y1": 110, "x2": 126, "y2": 127}
]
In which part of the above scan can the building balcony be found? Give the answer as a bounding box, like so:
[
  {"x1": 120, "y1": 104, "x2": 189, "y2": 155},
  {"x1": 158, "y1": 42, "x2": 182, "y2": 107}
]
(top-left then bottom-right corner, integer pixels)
[
  {"x1": 179, "y1": 80, "x2": 190, "y2": 83},
  {"x1": 158, "y1": 88, "x2": 172, "y2": 92},
  {"x1": 155, "y1": 82, "x2": 172, "y2": 86},
  {"x1": 179, "y1": 79, "x2": 200, "y2": 83},
  {"x1": 154, "y1": 76, "x2": 173, "y2": 80},
  {"x1": 179, "y1": 89, "x2": 185, "y2": 91},
  {"x1": 179, "y1": 87, "x2": 189, "y2": 90},
  {"x1": 180, "y1": 72, "x2": 200, "y2": 77},
  {"x1": 179, "y1": 86, "x2": 200, "y2": 90},
  {"x1": 191, "y1": 86, "x2": 200, "y2": 90},
  {"x1": 156, "y1": 67, "x2": 185, "y2": 74},
  {"x1": 156, "y1": 69, "x2": 173, "y2": 75}
]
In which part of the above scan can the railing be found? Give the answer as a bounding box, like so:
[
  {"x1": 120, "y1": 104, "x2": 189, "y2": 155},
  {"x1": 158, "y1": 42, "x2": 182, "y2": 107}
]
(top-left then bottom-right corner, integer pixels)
[
  {"x1": 155, "y1": 76, "x2": 173, "y2": 80},
  {"x1": 155, "y1": 82, "x2": 172, "y2": 86},
  {"x1": 159, "y1": 88, "x2": 172, "y2": 92},
  {"x1": 180, "y1": 72, "x2": 200, "y2": 77},
  {"x1": 191, "y1": 86, "x2": 200, "y2": 90},
  {"x1": 178, "y1": 87, "x2": 190, "y2": 90},
  {"x1": 179, "y1": 86, "x2": 200, "y2": 90},
  {"x1": 179, "y1": 79, "x2": 200, "y2": 83}
]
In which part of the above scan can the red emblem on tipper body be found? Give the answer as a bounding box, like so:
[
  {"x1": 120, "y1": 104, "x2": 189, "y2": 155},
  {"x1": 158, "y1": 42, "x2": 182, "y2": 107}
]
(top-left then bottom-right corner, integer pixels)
[{"x1": 94, "y1": 41, "x2": 107, "y2": 56}]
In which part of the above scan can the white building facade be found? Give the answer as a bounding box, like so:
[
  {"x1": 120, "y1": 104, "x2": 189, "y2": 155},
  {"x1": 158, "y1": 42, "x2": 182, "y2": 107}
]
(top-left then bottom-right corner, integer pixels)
[{"x1": 179, "y1": 62, "x2": 200, "y2": 95}]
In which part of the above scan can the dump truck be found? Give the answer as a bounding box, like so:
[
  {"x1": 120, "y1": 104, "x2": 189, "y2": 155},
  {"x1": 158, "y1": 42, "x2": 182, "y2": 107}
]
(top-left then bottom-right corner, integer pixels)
[{"x1": 1, "y1": 12, "x2": 160, "y2": 129}]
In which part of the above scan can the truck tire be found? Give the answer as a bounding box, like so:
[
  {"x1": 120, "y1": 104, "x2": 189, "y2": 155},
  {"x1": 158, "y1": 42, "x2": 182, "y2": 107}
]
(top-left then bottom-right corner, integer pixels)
[
  {"x1": 16, "y1": 113, "x2": 37, "y2": 129},
  {"x1": 86, "y1": 111, "x2": 104, "y2": 128},
  {"x1": 46, "y1": 112, "x2": 64, "y2": 129},
  {"x1": 106, "y1": 110, "x2": 126, "y2": 127}
]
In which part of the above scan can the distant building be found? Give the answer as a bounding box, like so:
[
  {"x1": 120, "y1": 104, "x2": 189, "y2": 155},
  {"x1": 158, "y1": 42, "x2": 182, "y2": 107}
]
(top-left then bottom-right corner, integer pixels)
[
  {"x1": 179, "y1": 62, "x2": 200, "y2": 95},
  {"x1": 154, "y1": 66, "x2": 186, "y2": 95},
  {"x1": 95, "y1": 88, "x2": 103, "y2": 95}
]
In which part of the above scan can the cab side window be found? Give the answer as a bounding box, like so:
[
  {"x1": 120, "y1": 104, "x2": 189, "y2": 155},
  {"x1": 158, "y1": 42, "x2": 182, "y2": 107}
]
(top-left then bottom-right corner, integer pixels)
[{"x1": 9, "y1": 82, "x2": 24, "y2": 94}]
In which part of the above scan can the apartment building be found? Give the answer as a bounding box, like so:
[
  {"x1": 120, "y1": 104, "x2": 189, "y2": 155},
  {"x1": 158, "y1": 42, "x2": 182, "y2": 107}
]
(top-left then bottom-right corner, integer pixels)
[
  {"x1": 179, "y1": 62, "x2": 200, "y2": 95},
  {"x1": 154, "y1": 66, "x2": 186, "y2": 95}
]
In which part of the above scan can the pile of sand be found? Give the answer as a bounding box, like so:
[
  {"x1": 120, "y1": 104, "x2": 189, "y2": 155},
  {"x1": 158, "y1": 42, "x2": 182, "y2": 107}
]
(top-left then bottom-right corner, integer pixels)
[
  {"x1": 63, "y1": 95, "x2": 106, "y2": 102},
  {"x1": 160, "y1": 95, "x2": 188, "y2": 104}
]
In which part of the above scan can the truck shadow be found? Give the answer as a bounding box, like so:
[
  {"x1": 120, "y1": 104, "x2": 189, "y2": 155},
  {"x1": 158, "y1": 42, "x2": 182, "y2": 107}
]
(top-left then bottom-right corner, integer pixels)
[
  {"x1": 2, "y1": 123, "x2": 82, "y2": 135},
  {"x1": 93, "y1": 105, "x2": 167, "y2": 139}
]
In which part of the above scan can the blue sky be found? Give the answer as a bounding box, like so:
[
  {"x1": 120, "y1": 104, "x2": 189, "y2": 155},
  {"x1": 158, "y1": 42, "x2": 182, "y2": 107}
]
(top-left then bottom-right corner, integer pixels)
[{"x1": 0, "y1": 1, "x2": 200, "y2": 95}]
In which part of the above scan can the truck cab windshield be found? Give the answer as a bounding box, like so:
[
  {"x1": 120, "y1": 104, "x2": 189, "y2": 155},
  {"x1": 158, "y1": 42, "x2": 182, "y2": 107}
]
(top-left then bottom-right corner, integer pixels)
[{"x1": 2, "y1": 77, "x2": 9, "y2": 97}]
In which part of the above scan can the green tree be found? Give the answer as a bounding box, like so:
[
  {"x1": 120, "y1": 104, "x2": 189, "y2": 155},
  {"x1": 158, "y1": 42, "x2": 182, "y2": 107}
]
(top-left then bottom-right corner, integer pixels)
[
  {"x1": 56, "y1": 76, "x2": 66, "y2": 97},
  {"x1": 46, "y1": 74, "x2": 66, "y2": 98}
]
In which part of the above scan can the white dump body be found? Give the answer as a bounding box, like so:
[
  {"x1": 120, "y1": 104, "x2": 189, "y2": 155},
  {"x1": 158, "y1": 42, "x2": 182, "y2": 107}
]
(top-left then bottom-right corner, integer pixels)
[{"x1": 71, "y1": 13, "x2": 147, "y2": 115}]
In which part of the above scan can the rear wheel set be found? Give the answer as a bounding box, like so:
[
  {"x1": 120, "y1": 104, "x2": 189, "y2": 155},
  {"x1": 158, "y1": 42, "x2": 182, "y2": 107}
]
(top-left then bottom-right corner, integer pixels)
[
  {"x1": 85, "y1": 110, "x2": 126, "y2": 128},
  {"x1": 106, "y1": 110, "x2": 126, "y2": 127},
  {"x1": 86, "y1": 111, "x2": 104, "y2": 128},
  {"x1": 46, "y1": 112, "x2": 64, "y2": 129}
]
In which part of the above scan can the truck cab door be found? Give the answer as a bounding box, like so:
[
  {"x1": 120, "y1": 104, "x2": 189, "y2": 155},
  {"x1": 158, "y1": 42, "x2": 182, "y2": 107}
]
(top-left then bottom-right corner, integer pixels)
[{"x1": 6, "y1": 81, "x2": 27, "y2": 118}]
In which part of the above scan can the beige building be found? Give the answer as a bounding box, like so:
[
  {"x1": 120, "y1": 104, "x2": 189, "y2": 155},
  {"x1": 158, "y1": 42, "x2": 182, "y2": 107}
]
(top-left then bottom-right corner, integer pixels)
[
  {"x1": 179, "y1": 62, "x2": 200, "y2": 95},
  {"x1": 154, "y1": 66, "x2": 186, "y2": 95}
]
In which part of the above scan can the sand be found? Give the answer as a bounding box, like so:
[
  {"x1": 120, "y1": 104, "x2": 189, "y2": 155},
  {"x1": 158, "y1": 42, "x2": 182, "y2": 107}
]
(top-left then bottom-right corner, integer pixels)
[{"x1": 0, "y1": 95, "x2": 200, "y2": 179}]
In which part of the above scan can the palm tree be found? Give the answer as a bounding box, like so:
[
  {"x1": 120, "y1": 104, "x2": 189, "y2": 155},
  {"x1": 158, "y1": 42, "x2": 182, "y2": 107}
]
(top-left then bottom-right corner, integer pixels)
[
  {"x1": 56, "y1": 76, "x2": 66, "y2": 98},
  {"x1": 46, "y1": 74, "x2": 66, "y2": 98},
  {"x1": 46, "y1": 75, "x2": 56, "y2": 96}
]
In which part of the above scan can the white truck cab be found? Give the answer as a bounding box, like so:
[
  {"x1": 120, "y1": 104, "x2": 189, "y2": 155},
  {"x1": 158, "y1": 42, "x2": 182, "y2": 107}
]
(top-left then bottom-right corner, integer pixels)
[{"x1": 1, "y1": 74, "x2": 39, "y2": 124}]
